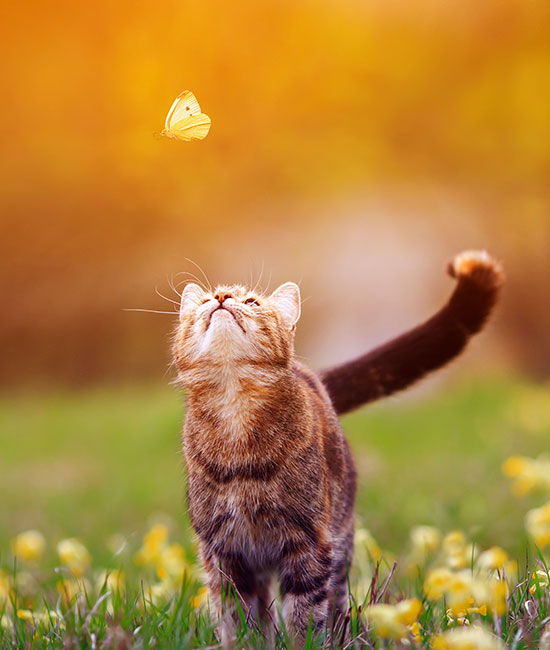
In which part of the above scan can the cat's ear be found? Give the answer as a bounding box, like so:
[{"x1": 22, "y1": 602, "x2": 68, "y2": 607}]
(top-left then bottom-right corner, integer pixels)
[
  {"x1": 180, "y1": 283, "x2": 205, "y2": 320},
  {"x1": 271, "y1": 282, "x2": 301, "y2": 330}
]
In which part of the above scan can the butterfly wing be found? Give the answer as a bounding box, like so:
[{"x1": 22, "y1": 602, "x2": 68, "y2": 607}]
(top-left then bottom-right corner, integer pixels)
[
  {"x1": 165, "y1": 90, "x2": 202, "y2": 129},
  {"x1": 166, "y1": 113, "x2": 211, "y2": 141}
]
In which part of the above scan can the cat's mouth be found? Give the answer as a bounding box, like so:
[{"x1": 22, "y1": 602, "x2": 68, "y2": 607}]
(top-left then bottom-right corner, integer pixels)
[{"x1": 206, "y1": 305, "x2": 246, "y2": 334}]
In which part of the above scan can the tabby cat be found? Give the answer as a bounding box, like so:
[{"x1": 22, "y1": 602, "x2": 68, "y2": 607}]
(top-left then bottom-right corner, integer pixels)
[{"x1": 172, "y1": 250, "x2": 503, "y2": 645}]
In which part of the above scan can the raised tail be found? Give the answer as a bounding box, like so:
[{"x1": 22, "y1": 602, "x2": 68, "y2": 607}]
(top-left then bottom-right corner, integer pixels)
[{"x1": 319, "y1": 251, "x2": 504, "y2": 415}]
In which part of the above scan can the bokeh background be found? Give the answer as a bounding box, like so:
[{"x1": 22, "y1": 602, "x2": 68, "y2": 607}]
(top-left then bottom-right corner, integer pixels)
[{"x1": 1, "y1": 0, "x2": 548, "y2": 560}]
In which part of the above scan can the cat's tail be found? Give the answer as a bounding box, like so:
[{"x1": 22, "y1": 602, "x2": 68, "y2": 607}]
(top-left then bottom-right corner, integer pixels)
[{"x1": 319, "y1": 250, "x2": 504, "y2": 415}]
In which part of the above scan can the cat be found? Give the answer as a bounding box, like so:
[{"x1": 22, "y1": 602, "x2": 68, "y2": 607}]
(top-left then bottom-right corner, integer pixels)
[{"x1": 172, "y1": 250, "x2": 503, "y2": 646}]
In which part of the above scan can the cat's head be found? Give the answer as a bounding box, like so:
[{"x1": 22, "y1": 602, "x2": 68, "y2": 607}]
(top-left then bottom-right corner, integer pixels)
[{"x1": 173, "y1": 282, "x2": 301, "y2": 383}]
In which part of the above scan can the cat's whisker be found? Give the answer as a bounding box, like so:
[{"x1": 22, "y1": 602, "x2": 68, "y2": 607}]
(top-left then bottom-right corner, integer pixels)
[
  {"x1": 155, "y1": 286, "x2": 180, "y2": 306},
  {"x1": 252, "y1": 260, "x2": 265, "y2": 295},
  {"x1": 124, "y1": 308, "x2": 177, "y2": 315},
  {"x1": 167, "y1": 274, "x2": 182, "y2": 299},
  {"x1": 184, "y1": 258, "x2": 212, "y2": 292},
  {"x1": 173, "y1": 271, "x2": 209, "y2": 293},
  {"x1": 264, "y1": 270, "x2": 273, "y2": 294}
]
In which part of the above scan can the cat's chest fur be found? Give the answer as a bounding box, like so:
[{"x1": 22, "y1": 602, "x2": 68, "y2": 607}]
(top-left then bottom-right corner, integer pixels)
[{"x1": 182, "y1": 368, "x2": 331, "y2": 563}]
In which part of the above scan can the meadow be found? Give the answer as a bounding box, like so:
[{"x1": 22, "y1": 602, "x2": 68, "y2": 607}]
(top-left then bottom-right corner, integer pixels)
[{"x1": 1, "y1": 376, "x2": 548, "y2": 648}]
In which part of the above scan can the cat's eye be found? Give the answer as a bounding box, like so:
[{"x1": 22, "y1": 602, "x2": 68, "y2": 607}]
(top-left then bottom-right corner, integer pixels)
[{"x1": 244, "y1": 297, "x2": 260, "y2": 306}]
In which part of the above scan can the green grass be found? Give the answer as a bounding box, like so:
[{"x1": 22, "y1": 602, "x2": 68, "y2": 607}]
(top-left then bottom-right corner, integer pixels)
[{"x1": 0, "y1": 376, "x2": 548, "y2": 648}]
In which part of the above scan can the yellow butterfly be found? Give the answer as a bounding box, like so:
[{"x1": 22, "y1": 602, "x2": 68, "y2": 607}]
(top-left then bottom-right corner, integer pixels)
[{"x1": 161, "y1": 90, "x2": 211, "y2": 141}]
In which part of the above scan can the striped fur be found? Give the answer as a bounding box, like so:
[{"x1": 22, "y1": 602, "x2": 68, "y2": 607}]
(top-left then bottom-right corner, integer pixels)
[{"x1": 172, "y1": 252, "x2": 503, "y2": 645}]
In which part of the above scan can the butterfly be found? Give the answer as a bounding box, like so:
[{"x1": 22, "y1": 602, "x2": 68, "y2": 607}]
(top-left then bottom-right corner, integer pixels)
[{"x1": 160, "y1": 90, "x2": 211, "y2": 141}]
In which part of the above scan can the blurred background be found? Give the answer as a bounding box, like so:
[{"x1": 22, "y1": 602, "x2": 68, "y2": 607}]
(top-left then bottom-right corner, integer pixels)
[{"x1": 0, "y1": 0, "x2": 548, "y2": 556}]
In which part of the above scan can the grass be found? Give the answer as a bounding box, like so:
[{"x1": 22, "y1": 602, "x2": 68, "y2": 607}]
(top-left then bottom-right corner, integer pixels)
[{"x1": 0, "y1": 375, "x2": 548, "y2": 648}]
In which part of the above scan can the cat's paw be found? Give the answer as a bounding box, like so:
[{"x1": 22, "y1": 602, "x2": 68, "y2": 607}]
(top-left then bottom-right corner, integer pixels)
[{"x1": 447, "y1": 250, "x2": 505, "y2": 290}]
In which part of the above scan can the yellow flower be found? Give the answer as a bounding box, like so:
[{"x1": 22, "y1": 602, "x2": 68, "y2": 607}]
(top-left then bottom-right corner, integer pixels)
[
  {"x1": 57, "y1": 577, "x2": 91, "y2": 605},
  {"x1": 191, "y1": 585, "x2": 210, "y2": 608},
  {"x1": 144, "y1": 579, "x2": 173, "y2": 605},
  {"x1": 410, "y1": 620, "x2": 422, "y2": 643},
  {"x1": 365, "y1": 598, "x2": 421, "y2": 640},
  {"x1": 134, "y1": 524, "x2": 169, "y2": 567},
  {"x1": 354, "y1": 528, "x2": 382, "y2": 562},
  {"x1": 476, "y1": 547, "x2": 508, "y2": 571},
  {"x1": 425, "y1": 567, "x2": 455, "y2": 600},
  {"x1": 0, "y1": 570, "x2": 10, "y2": 606},
  {"x1": 503, "y1": 455, "x2": 550, "y2": 496},
  {"x1": 16, "y1": 609, "x2": 34, "y2": 622},
  {"x1": 395, "y1": 598, "x2": 422, "y2": 624},
  {"x1": 471, "y1": 577, "x2": 508, "y2": 617},
  {"x1": 17, "y1": 609, "x2": 62, "y2": 627},
  {"x1": 11, "y1": 530, "x2": 46, "y2": 563},
  {"x1": 442, "y1": 531, "x2": 471, "y2": 570},
  {"x1": 157, "y1": 543, "x2": 188, "y2": 581},
  {"x1": 1, "y1": 615, "x2": 12, "y2": 630},
  {"x1": 411, "y1": 525, "x2": 441, "y2": 553},
  {"x1": 134, "y1": 525, "x2": 190, "y2": 583},
  {"x1": 529, "y1": 569, "x2": 550, "y2": 594},
  {"x1": 57, "y1": 538, "x2": 91, "y2": 577},
  {"x1": 432, "y1": 625, "x2": 506, "y2": 649},
  {"x1": 425, "y1": 567, "x2": 507, "y2": 618},
  {"x1": 501, "y1": 456, "x2": 528, "y2": 477},
  {"x1": 446, "y1": 572, "x2": 475, "y2": 617},
  {"x1": 95, "y1": 569, "x2": 125, "y2": 594},
  {"x1": 525, "y1": 502, "x2": 550, "y2": 548}
]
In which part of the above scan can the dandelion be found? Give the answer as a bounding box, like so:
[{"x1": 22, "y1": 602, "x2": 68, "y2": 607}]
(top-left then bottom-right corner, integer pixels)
[
  {"x1": 365, "y1": 598, "x2": 421, "y2": 640},
  {"x1": 476, "y1": 546, "x2": 508, "y2": 571},
  {"x1": 134, "y1": 524, "x2": 190, "y2": 582},
  {"x1": 191, "y1": 585, "x2": 210, "y2": 608},
  {"x1": 0, "y1": 570, "x2": 10, "y2": 606},
  {"x1": 134, "y1": 524, "x2": 169, "y2": 567},
  {"x1": 432, "y1": 625, "x2": 506, "y2": 649},
  {"x1": 529, "y1": 569, "x2": 550, "y2": 594},
  {"x1": 11, "y1": 530, "x2": 46, "y2": 563},
  {"x1": 525, "y1": 502, "x2": 550, "y2": 548},
  {"x1": 424, "y1": 567, "x2": 455, "y2": 600},
  {"x1": 16, "y1": 609, "x2": 35, "y2": 622},
  {"x1": 95, "y1": 569, "x2": 125, "y2": 594},
  {"x1": 411, "y1": 525, "x2": 441, "y2": 553},
  {"x1": 445, "y1": 572, "x2": 475, "y2": 617},
  {"x1": 57, "y1": 538, "x2": 91, "y2": 577},
  {"x1": 502, "y1": 455, "x2": 550, "y2": 496},
  {"x1": 425, "y1": 567, "x2": 507, "y2": 618},
  {"x1": 442, "y1": 531, "x2": 473, "y2": 570},
  {"x1": 354, "y1": 528, "x2": 382, "y2": 562},
  {"x1": 16, "y1": 609, "x2": 62, "y2": 628},
  {"x1": 57, "y1": 577, "x2": 91, "y2": 605},
  {"x1": 468, "y1": 604, "x2": 488, "y2": 616},
  {"x1": 406, "y1": 525, "x2": 442, "y2": 574},
  {"x1": 0, "y1": 615, "x2": 12, "y2": 630},
  {"x1": 410, "y1": 620, "x2": 422, "y2": 644},
  {"x1": 471, "y1": 577, "x2": 508, "y2": 617},
  {"x1": 144, "y1": 579, "x2": 173, "y2": 606},
  {"x1": 157, "y1": 542, "x2": 188, "y2": 581}
]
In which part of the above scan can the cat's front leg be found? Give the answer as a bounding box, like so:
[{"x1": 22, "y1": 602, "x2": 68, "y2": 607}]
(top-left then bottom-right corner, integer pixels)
[
  {"x1": 279, "y1": 541, "x2": 333, "y2": 645},
  {"x1": 199, "y1": 542, "x2": 262, "y2": 648}
]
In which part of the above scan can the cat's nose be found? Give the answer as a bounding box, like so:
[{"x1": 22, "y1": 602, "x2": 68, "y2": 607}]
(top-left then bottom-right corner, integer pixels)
[{"x1": 214, "y1": 292, "x2": 232, "y2": 305}]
